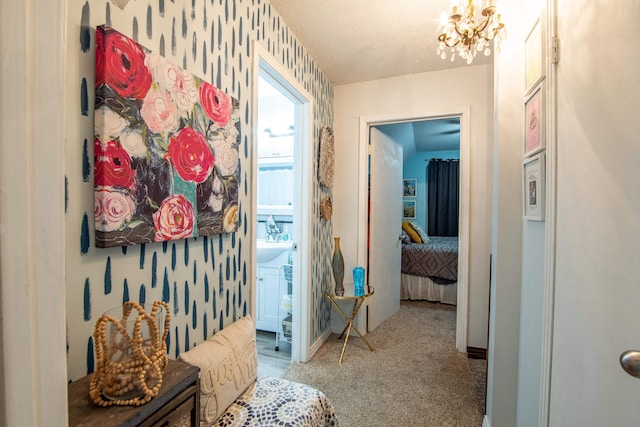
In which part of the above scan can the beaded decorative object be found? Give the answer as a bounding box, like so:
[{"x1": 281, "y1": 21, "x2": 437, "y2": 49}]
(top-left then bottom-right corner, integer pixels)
[{"x1": 89, "y1": 301, "x2": 171, "y2": 407}]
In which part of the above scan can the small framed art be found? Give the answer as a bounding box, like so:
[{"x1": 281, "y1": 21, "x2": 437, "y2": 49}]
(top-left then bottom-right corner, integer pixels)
[
  {"x1": 523, "y1": 152, "x2": 545, "y2": 221},
  {"x1": 403, "y1": 178, "x2": 417, "y2": 197},
  {"x1": 403, "y1": 199, "x2": 416, "y2": 219},
  {"x1": 525, "y1": 16, "x2": 546, "y2": 96},
  {"x1": 524, "y1": 82, "x2": 545, "y2": 157}
]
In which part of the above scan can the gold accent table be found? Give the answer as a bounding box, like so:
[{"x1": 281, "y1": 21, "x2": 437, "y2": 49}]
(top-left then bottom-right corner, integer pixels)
[{"x1": 326, "y1": 284, "x2": 375, "y2": 364}]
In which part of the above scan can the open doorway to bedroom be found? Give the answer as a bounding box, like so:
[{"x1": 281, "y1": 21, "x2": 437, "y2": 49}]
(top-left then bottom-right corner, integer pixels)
[
  {"x1": 366, "y1": 112, "x2": 486, "y2": 410},
  {"x1": 376, "y1": 117, "x2": 461, "y2": 306},
  {"x1": 357, "y1": 108, "x2": 471, "y2": 352}
]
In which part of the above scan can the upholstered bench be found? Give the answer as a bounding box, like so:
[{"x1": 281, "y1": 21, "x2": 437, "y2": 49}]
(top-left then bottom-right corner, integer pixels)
[{"x1": 178, "y1": 316, "x2": 338, "y2": 426}]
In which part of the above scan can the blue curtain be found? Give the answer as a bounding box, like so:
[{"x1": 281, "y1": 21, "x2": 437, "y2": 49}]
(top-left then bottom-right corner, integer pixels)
[{"x1": 427, "y1": 159, "x2": 459, "y2": 237}]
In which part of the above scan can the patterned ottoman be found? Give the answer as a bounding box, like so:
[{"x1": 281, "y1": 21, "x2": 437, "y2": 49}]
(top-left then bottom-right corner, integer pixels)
[{"x1": 179, "y1": 316, "x2": 338, "y2": 427}]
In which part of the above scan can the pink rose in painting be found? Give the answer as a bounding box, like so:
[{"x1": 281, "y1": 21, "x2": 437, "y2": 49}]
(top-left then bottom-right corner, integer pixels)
[
  {"x1": 140, "y1": 85, "x2": 180, "y2": 134},
  {"x1": 98, "y1": 27, "x2": 152, "y2": 100},
  {"x1": 152, "y1": 194, "x2": 195, "y2": 241},
  {"x1": 167, "y1": 127, "x2": 215, "y2": 184},
  {"x1": 208, "y1": 126, "x2": 239, "y2": 177},
  {"x1": 94, "y1": 139, "x2": 135, "y2": 189},
  {"x1": 199, "y1": 81, "x2": 232, "y2": 127},
  {"x1": 94, "y1": 188, "x2": 136, "y2": 232},
  {"x1": 146, "y1": 53, "x2": 198, "y2": 115}
]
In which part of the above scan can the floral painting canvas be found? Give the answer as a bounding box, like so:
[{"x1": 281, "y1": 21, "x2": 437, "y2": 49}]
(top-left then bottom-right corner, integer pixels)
[{"x1": 94, "y1": 25, "x2": 240, "y2": 248}]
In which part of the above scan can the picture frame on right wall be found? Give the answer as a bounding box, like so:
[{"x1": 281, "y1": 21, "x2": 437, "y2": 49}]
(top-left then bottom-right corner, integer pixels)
[
  {"x1": 525, "y1": 15, "x2": 546, "y2": 96},
  {"x1": 523, "y1": 152, "x2": 545, "y2": 221},
  {"x1": 524, "y1": 81, "x2": 546, "y2": 157}
]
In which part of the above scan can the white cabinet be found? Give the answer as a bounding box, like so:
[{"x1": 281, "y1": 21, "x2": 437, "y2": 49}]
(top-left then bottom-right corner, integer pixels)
[
  {"x1": 256, "y1": 266, "x2": 281, "y2": 332},
  {"x1": 257, "y1": 135, "x2": 294, "y2": 159}
]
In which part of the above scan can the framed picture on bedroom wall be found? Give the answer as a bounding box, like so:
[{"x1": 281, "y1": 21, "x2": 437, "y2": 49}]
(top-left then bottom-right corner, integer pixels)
[
  {"x1": 403, "y1": 178, "x2": 417, "y2": 197},
  {"x1": 403, "y1": 199, "x2": 416, "y2": 219},
  {"x1": 523, "y1": 152, "x2": 545, "y2": 221}
]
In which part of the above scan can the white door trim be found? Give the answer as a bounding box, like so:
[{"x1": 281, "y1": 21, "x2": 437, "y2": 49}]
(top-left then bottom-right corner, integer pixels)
[
  {"x1": 357, "y1": 107, "x2": 471, "y2": 352},
  {"x1": 251, "y1": 41, "x2": 314, "y2": 363},
  {"x1": 0, "y1": 0, "x2": 68, "y2": 424},
  {"x1": 539, "y1": 1, "x2": 558, "y2": 424}
]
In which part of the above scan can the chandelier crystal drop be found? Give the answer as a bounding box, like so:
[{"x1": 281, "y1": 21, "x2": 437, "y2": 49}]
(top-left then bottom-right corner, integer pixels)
[{"x1": 436, "y1": 0, "x2": 507, "y2": 64}]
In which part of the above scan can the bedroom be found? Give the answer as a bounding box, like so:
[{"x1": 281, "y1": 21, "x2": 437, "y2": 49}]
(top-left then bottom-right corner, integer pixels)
[{"x1": 376, "y1": 119, "x2": 461, "y2": 307}]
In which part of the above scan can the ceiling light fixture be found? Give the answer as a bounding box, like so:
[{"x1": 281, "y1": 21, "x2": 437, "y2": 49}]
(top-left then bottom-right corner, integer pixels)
[{"x1": 436, "y1": 0, "x2": 506, "y2": 64}]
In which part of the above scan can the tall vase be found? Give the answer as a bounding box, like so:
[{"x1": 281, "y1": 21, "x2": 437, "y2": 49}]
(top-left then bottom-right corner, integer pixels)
[{"x1": 332, "y1": 237, "x2": 345, "y2": 296}]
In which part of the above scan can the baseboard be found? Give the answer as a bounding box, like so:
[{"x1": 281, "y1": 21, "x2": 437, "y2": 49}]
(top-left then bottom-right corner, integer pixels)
[
  {"x1": 306, "y1": 328, "x2": 331, "y2": 361},
  {"x1": 482, "y1": 415, "x2": 491, "y2": 427},
  {"x1": 467, "y1": 346, "x2": 487, "y2": 359}
]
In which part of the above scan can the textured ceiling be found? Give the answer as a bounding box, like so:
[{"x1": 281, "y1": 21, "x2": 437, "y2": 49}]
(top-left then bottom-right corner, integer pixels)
[{"x1": 269, "y1": 0, "x2": 493, "y2": 85}]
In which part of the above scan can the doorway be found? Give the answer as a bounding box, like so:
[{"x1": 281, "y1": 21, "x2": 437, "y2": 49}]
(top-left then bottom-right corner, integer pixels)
[
  {"x1": 357, "y1": 109, "x2": 471, "y2": 351},
  {"x1": 251, "y1": 42, "x2": 314, "y2": 371}
]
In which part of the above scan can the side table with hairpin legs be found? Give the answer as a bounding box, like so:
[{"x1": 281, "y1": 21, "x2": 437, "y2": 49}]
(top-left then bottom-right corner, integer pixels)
[{"x1": 326, "y1": 284, "x2": 375, "y2": 364}]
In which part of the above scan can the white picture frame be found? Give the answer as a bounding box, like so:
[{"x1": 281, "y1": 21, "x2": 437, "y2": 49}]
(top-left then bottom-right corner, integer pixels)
[
  {"x1": 525, "y1": 15, "x2": 546, "y2": 96},
  {"x1": 402, "y1": 199, "x2": 416, "y2": 219},
  {"x1": 403, "y1": 178, "x2": 417, "y2": 197},
  {"x1": 523, "y1": 152, "x2": 545, "y2": 221},
  {"x1": 524, "y1": 81, "x2": 546, "y2": 157}
]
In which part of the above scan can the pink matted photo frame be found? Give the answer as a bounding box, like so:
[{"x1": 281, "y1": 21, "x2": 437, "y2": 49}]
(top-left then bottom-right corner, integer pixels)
[{"x1": 524, "y1": 81, "x2": 545, "y2": 158}]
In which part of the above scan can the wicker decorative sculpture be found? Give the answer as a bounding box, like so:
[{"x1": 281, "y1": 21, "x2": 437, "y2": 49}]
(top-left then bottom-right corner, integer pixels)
[
  {"x1": 318, "y1": 126, "x2": 335, "y2": 188},
  {"x1": 90, "y1": 301, "x2": 170, "y2": 407}
]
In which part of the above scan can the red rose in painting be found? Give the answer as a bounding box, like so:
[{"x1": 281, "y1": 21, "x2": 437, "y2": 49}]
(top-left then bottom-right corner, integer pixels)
[
  {"x1": 167, "y1": 127, "x2": 215, "y2": 184},
  {"x1": 98, "y1": 28, "x2": 152, "y2": 100},
  {"x1": 95, "y1": 28, "x2": 106, "y2": 87},
  {"x1": 152, "y1": 194, "x2": 195, "y2": 241},
  {"x1": 94, "y1": 139, "x2": 135, "y2": 189},
  {"x1": 199, "y1": 81, "x2": 232, "y2": 127}
]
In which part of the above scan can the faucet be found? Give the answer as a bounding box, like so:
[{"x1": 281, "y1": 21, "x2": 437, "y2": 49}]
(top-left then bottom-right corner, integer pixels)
[{"x1": 265, "y1": 215, "x2": 281, "y2": 242}]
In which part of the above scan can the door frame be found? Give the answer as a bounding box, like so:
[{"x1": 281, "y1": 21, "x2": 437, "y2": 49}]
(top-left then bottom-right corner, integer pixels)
[
  {"x1": 357, "y1": 107, "x2": 471, "y2": 352},
  {"x1": 251, "y1": 41, "x2": 314, "y2": 362}
]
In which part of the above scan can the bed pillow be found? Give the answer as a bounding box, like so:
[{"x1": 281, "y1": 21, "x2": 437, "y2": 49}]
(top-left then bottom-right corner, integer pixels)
[
  {"x1": 409, "y1": 221, "x2": 430, "y2": 243},
  {"x1": 400, "y1": 229, "x2": 411, "y2": 244},
  {"x1": 178, "y1": 316, "x2": 257, "y2": 424},
  {"x1": 402, "y1": 221, "x2": 422, "y2": 243}
]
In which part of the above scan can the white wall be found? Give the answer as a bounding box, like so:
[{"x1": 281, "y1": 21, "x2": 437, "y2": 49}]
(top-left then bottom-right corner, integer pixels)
[
  {"x1": 333, "y1": 65, "x2": 493, "y2": 349},
  {"x1": 489, "y1": 0, "x2": 548, "y2": 424}
]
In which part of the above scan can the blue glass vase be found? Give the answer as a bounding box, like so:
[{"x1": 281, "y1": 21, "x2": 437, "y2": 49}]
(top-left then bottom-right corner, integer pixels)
[{"x1": 353, "y1": 266, "x2": 365, "y2": 296}]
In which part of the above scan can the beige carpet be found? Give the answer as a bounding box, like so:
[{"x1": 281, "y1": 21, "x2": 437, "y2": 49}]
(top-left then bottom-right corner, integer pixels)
[{"x1": 282, "y1": 301, "x2": 484, "y2": 426}]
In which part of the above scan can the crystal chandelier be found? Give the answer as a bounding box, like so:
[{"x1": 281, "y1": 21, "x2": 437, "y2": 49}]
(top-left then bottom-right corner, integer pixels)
[{"x1": 437, "y1": 0, "x2": 507, "y2": 64}]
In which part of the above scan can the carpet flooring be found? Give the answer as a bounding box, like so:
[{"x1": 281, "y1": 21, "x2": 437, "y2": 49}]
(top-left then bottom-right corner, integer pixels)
[{"x1": 282, "y1": 300, "x2": 484, "y2": 426}]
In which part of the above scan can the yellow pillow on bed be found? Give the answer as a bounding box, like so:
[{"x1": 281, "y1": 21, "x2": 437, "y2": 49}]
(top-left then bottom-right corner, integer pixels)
[{"x1": 402, "y1": 221, "x2": 422, "y2": 243}]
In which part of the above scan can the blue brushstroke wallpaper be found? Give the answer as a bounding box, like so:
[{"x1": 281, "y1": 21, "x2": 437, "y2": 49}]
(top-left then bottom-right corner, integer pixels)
[{"x1": 65, "y1": 0, "x2": 333, "y2": 381}]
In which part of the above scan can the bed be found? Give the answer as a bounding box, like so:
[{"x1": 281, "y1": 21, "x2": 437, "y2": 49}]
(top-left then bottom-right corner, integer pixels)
[{"x1": 401, "y1": 236, "x2": 458, "y2": 305}]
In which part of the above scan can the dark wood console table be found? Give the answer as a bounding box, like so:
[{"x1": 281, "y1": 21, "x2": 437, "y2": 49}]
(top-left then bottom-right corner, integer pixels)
[{"x1": 68, "y1": 359, "x2": 199, "y2": 426}]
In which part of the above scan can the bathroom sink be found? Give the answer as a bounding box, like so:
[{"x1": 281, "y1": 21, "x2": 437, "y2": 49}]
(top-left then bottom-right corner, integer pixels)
[{"x1": 256, "y1": 239, "x2": 292, "y2": 264}]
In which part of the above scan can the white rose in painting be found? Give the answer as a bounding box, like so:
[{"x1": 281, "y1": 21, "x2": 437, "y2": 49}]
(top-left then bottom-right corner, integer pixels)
[
  {"x1": 145, "y1": 53, "x2": 198, "y2": 116},
  {"x1": 119, "y1": 129, "x2": 147, "y2": 158},
  {"x1": 94, "y1": 187, "x2": 136, "y2": 232},
  {"x1": 94, "y1": 106, "x2": 128, "y2": 142},
  {"x1": 209, "y1": 125, "x2": 239, "y2": 177},
  {"x1": 208, "y1": 175, "x2": 225, "y2": 212}
]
